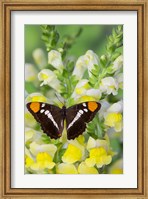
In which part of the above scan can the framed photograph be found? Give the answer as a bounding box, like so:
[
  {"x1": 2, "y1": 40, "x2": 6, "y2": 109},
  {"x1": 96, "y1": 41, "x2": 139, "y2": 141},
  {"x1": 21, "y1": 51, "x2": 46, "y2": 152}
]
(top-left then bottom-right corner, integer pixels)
[{"x1": 0, "y1": 0, "x2": 148, "y2": 198}]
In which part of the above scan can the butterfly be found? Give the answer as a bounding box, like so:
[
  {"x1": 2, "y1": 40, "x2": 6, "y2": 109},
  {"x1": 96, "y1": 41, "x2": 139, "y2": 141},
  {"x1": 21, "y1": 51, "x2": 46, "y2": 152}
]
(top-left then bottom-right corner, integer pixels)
[{"x1": 26, "y1": 101, "x2": 101, "y2": 140}]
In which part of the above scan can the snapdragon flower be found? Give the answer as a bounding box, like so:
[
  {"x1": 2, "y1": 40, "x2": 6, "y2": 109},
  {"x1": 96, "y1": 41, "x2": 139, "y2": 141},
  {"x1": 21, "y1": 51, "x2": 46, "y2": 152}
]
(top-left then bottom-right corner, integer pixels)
[
  {"x1": 104, "y1": 101, "x2": 123, "y2": 132},
  {"x1": 32, "y1": 48, "x2": 47, "y2": 69},
  {"x1": 86, "y1": 89, "x2": 101, "y2": 100},
  {"x1": 48, "y1": 50, "x2": 63, "y2": 71},
  {"x1": 85, "y1": 147, "x2": 112, "y2": 168},
  {"x1": 62, "y1": 139, "x2": 85, "y2": 164},
  {"x1": 25, "y1": 152, "x2": 55, "y2": 173},
  {"x1": 112, "y1": 55, "x2": 123, "y2": 73},
  {"x1": 115, "y1": 73, "x2": 123, "y2": 89},
  {"x1": 86, "y1": 136, "x2": 110, "y2": 151},
  {"x1": 29, "y1": 141, "x2": 57, "y2": 158},
  {"x1": 71, "y1": 79, "x2": 90, "y2": 98},
  {"x1": 25, "y1": 92, "x2": 47, "y2": 103},
  {"x1": 72, "y1": 50, "x2": 99, "y2": 80},
  {"x1": 57, "y1": 163, "x2": 78, "y2": 174},
  {"x1": 25, "y1": 109, "x2": 37, "y2": 128},
  {"x1": 71, "y1": 80, "x2": 101, "y2": 102},
  {"x1": 25, "y1": 128, "x2": 42, "y2": 143},
  {"x1": 100, "y1": 77, "x2": 118, "y2": 95},
  {"x1": 85, "y1": 136, "x2": 114, "y2": 168},
  {"x1": 38, "y1": 69, "x2": 62, "y2": 92},
  {"x1": 25, "y1": 63, "x2": 38, "y2": 82},
  {"x1": 78, "y1": 162, "x2": 98, "y2": 174}
]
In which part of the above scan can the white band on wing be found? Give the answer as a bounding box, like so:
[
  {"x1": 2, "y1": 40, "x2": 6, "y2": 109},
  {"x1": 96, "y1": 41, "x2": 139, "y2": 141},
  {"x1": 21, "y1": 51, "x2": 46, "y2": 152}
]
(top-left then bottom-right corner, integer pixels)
[
  {"x1": 40, "y1": 109, "x2": 59, "y2": 130},
  {"x1": 67, "y1": 110, "x2": 83, "y2": 129},
  {"x1": 47, "y1": 112, "x2": 59, "y2": 130}
]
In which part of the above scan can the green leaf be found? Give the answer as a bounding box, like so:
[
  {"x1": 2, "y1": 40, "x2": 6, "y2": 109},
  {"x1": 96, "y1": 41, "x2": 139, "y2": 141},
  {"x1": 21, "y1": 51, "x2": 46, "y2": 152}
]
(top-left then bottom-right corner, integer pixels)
[
  {"x1": 53, "y1": 145, "x2": 66, "y2": 163},
  {"x1": 25, "y1": 82, "x2": 37, "y2": 93},
  {"x1": 86, "y1": 116, "x2": 105, "y2": 139},
  {"x1": 107, "y1": 88, "x2": 123, "y2": 103},
  {"x1": 41, "y1": 134, "x2": 51, "y2": 144}
]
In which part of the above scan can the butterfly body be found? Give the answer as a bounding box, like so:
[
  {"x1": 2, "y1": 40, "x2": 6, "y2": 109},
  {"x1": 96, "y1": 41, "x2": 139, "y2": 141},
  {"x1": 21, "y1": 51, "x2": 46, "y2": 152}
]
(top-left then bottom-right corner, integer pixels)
[{"x1": 26, "y1": 101, "x2": 101, "y2": 140}]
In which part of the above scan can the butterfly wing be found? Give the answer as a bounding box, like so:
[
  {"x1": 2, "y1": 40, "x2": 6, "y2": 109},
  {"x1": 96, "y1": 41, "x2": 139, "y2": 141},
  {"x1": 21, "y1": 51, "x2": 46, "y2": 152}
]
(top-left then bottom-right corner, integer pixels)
[
  {"x1": 26, "y1": 102, "x2": 64, "y2": 139},
  {"x1": 66, "y1": 101, "x2": 101, "y2": 140}
]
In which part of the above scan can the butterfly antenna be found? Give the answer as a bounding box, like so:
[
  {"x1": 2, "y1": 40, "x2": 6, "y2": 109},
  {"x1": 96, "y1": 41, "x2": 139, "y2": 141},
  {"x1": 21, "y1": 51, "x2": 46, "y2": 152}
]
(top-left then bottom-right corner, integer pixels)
[{"x1": 55, "y1": 93, "x2": 64, "y2": 106}]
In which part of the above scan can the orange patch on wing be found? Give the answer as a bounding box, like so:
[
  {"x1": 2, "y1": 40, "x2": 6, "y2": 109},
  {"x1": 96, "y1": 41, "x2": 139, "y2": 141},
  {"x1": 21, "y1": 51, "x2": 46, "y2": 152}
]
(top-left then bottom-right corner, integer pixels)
[
  {"x1": 30, "y1": 102, "x2": 40, "y2": 113},
  {"x1": 88, "y1": 102, "x2": 98, "y2": 112}
]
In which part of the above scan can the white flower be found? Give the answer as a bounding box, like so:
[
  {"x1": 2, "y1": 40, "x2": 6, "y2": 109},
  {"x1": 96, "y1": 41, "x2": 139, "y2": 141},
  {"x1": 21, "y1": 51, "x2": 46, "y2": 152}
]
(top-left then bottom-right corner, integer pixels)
[
  {"x1": 72, "y1": 79, "x2": 90, "y2": 98},
  {"x1": 72, "y1": 50, "x2": 99, "y2": 80},
  {"x1": 115, "y1": 73, "x2": 123, "y2": 89},
  {"x1": 85, "y1": 50, "x2": 99, "y2": 77},
  {"x1": 48, "y1": 50, "x2": 63, "y2": 71},
  {"x1": 72, "y1": 56, "x2": 88, "y2": 80},
  {"x1": 25, "y1": 63, "x2": 38, "y2": 82},
  {"x1": 107, "y1": 101, "x2": 123, "y2": 113},
  {"x1": 98, "y1": 100, "x2": 110, "y2": 119},
  {"x1": 32, "y1": 48, "x2": 47, "y2": 69},
  {"x1": 38, "y1": 69, "x2": 62, "y2": 92},
  {"x1": 25, "y1": 128, "x2": 42, "y2": 143},
  {"x1": 112, "y1": 55, "x2": 123, "y2": 73},
  {"x1": 71, "y1": 80, "x2": 101, "y2": 102},
  {"x1": 100, "y1": 77, "x2": 118, "y2": 95},
  {"x1": 86, "y1": 89, "x2": 101, "y2": 100}
]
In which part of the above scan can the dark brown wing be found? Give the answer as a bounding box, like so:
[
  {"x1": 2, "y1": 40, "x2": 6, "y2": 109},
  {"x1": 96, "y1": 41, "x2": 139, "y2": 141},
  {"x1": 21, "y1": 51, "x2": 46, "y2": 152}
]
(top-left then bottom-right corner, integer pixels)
[
  {"x1": 26, "y1": 102, "x2": 64, "y2": 139},
  {"x1": 66, "y1": 101, "x2": 101, "y2": 140}
]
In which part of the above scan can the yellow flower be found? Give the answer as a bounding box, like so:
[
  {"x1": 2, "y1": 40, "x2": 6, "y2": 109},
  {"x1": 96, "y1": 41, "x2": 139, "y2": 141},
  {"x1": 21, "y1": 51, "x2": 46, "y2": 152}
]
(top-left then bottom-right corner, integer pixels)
[
  {"x1": 85, "y1": 147, "x2": 112, "y2": 168},
  {"x1": 25, "y1": 156, "x2": 34, "y2": 168},
  {"x1": 78, "y1": 162, "x2": 98, "y2": 174},
  {"x1": 30, "y1": 142, "x2": 57, "y2": 158},
  {"x1": 77, "y1": 96, "x2": 96, "y2": 103},
  {"x1": 25, "y1": 93, "x2": 47, "y2": 103},
  {"x1": 76, "y1": 135, "x2": 85, "y2": 145},
  {"x1": 104, "y1": 113, "x2": 122, "y2": 132},
  {"x1": 36, "y1": 152, "x2": 55, "y2": 169},
  {"x1": 57, "y1": 163, "x2": 78, "y2": 174},
  {"x1": 27, "y1": 152, "x2": 55, "y2": 171},
  {"x1": 62, "y1": 139, "x2": 85, "y2": 164},
  {"x1": 62, "y1": 144, "x2": 82, "y2": 164}
]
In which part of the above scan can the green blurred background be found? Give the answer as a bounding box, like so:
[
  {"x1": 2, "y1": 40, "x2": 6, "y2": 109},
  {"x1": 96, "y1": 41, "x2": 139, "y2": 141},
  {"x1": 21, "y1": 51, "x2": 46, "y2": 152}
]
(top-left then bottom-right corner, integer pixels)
[{"x1": 25, "y1": 25, "x2": 118, "y2": 63}]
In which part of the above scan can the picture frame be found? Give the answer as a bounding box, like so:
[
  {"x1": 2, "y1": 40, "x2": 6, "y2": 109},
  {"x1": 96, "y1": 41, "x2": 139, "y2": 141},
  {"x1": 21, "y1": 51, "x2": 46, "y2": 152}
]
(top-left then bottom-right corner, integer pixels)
[{"x1": 0, "y1": 0, "x2": 147, "y2": 198}]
